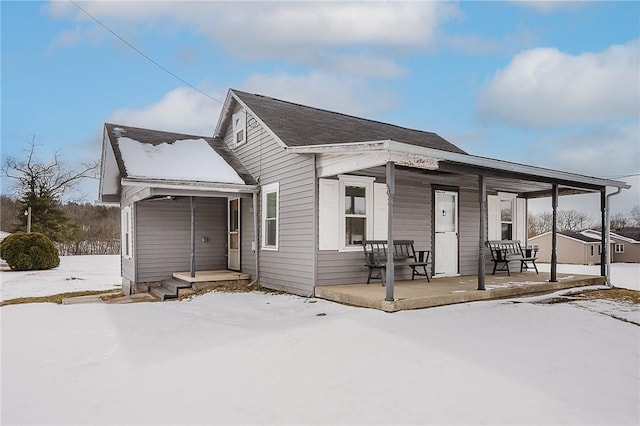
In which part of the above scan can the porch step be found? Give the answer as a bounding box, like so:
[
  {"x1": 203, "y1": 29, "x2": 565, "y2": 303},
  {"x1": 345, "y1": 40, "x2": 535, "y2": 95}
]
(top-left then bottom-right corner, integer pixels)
[
  {"x1": 150, "y1": 285, "x2": 177, "y2": 301},
  {"x1": 151, "y1": 278, "x2": 193, "y2": 301}
]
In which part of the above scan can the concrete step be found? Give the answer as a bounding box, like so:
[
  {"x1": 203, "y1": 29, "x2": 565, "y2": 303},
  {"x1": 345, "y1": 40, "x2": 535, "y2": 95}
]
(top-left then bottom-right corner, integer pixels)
[
  {"x1": 150, "y1": 285, "x2": 177, "y2": 301},
  {"x1": 161, "y1": 278, "x2": 192, "y2": 294}
]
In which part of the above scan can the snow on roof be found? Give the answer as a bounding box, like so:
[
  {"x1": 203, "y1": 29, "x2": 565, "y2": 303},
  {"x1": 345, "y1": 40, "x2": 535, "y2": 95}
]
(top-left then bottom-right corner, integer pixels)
[{"x1": 117, "y1": 137, "x2": 244, "y2": 184}]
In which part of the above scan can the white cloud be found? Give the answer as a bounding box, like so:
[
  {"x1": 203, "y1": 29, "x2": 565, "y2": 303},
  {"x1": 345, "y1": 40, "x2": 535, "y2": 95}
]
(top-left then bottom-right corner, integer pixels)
[
  {"x1": 243, "y1": 71, "x2": 399, "y2": 118},
  {"x1": 507, "y1": 1, "x2": 582, "y2": 13},
  {"x1": 477, "y1": 41, "x2": 640, "y2": 127},
  {"x1": 108, "y1": 87, "x2": 223, "y2": 136},
  {"x1": 46, "y1": 1, "x2": 454, "y2": 78}
]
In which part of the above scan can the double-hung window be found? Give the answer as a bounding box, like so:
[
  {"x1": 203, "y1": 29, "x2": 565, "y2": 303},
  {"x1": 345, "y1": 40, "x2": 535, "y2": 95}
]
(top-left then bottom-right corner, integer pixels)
[
  {"x1": 615, "y1": 243, "x2": 624, "y2": 253},
  {"x1": 262, "y1": 182, "x2": 279, "y2": 249},
  {"x1": 339, "y1": 176, "x2": 374, "y2": 250},
  {"x1": 500, "y1": 199, "x2": 514, "y2": 240}
]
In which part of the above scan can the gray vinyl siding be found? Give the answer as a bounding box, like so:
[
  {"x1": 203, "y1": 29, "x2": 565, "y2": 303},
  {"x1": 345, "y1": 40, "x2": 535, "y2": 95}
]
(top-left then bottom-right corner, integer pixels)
[
  {"x1": 458, "y1": 186, "x2": 480, "y2": 276},
  {"x1": 316, "y1": 169, "x2": 486, "y2": 285},
  {"x1": 316, "y1": 172, "x2": 433, "y2": 286},
  {"x1": 224, "y1": 103, "x2": 315, "y2": 296},
  {"x1": 135, "y1": 197, "x2": 227, "y2": 283}
]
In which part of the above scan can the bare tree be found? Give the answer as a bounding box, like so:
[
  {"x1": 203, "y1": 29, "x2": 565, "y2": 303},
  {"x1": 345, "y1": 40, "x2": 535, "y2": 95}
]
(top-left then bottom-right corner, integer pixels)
[
  {"x1": 609, "y1": 213, "x2": 629, "y2": 230},
  {"x1": 630, "y1": 205, "x2": 640, "y2": 227},
  {"x1": 2, "y1": 137, "x2": 99, "y2": 241},
  {"x1": 528, "y1": 209, "x2": 592, "y2": 236},
  {"x1": 2, "y1": 136, "x2": 99, "y2": 200}
]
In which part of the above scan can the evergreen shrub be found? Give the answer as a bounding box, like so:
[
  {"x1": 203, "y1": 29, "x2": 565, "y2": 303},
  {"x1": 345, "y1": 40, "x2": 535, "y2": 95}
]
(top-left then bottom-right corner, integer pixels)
[{"x1": 0, "y1": 232, "x2": 60, "y2": 271}]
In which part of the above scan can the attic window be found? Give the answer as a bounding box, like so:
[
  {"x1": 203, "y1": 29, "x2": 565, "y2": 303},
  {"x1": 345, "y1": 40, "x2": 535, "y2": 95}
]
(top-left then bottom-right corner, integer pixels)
[{"x1": 233, "y1": 111, "x2": 246, "y2": 148}]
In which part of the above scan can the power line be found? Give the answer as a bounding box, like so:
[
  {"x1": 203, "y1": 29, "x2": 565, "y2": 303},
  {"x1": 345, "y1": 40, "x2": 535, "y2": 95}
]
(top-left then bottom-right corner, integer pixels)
[{"x1": 70, "y1": 0, "x2": 223, "y2": 105}]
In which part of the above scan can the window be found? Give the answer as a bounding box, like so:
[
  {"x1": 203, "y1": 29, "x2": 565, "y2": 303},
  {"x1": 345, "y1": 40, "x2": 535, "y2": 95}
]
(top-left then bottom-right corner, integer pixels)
[
  {"x1": 339, "y1": 176, "x2": 374, "y2": 250},
  {"x1": 121, "y1": 205, "x2": 133, "y2": 259},
  {"x1": 262, "y1": 183, "x2": 279, "y2": 249},
  {"x1": 318, "y1": 177, "x2": 385, "y2": 251},
  {"x1": 615, "y1": 243, "x2": 624, "y2": 253},
  {"x1": 232, "y1": 111, "x2": 246, "y2": 147},
  {"x1": 590, "y1": 245, "x2": 594, "y2": 256},
  {"x1": 500, "y1": 199, "x2": 513, "y2": 240}
]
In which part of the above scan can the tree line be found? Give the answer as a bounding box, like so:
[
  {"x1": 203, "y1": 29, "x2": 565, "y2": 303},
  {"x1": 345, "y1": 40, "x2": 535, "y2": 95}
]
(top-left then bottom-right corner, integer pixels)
[{"x1": 528, "y1": 206, "x2": 640, "y2": 238}]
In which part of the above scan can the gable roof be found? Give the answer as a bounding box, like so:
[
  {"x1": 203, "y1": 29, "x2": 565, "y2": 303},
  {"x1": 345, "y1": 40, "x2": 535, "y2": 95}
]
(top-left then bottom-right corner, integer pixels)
[
  {"x1": 103, "y1": 123, "x2": 255, "y2": 185},
  {"x1": 611, "y1": 228, "x2": 640, "y2": 242},
  {"x1": 228, "y1": 90, "x2": 467, "y2": 154}
]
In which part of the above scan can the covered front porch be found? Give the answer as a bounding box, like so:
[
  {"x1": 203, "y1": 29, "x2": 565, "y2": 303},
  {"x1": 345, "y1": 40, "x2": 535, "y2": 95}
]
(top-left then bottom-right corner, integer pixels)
[{"x1": 315, "y1": 271, "x2": 605, "y2": 312}]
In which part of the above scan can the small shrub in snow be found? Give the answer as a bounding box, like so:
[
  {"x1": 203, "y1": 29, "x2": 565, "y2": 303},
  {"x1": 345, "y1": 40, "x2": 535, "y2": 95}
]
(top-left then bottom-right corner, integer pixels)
[{"x1": 0, "y1": 232, "x2": 60, "y2": 271}]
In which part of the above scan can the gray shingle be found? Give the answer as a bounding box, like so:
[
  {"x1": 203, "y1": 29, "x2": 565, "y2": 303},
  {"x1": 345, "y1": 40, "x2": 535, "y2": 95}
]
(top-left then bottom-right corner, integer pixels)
[{"x1": 233, "y1": 90, "x2": 467, "y2": 154}]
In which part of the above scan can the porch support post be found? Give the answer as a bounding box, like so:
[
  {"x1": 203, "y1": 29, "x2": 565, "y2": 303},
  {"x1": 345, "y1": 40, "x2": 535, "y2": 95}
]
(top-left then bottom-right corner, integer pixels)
[
  {"x1": 600, "y1": 189, "x2": 606, "y2": 277},
  {"x1": 190, "y1": 196, "x2": 196, "y2": 278},
  {"x1": 477, "y1": 174, "x2": 486, "y2": 290},
  {"x1": 385, "y1": 161, "x2": 395, "y2": 302},
  {"x1": 550, "y1": 184, "x2": 558, "y2": 282}
]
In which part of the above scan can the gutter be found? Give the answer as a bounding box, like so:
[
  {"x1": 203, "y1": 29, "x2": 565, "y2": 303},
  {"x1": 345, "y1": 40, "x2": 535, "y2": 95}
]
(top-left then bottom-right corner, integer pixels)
[
  {"x1": 286, "y1": 140, "x2": 631, "y2": 190},
  {"x1": 605, "y1": 187, "x2": 624, "y2": 287}
]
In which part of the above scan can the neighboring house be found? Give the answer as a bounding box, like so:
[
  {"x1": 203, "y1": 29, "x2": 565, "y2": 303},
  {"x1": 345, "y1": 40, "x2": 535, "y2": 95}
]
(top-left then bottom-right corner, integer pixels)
[
  {"x1": 99, "y1": 89, "x2": 630, "y2": 296},
  {"x1": 581, "y1": 228, "x2": 640, "y2": 263},
  {"x1": 529, "y1": 231, "x2": 603, "y2": 265}
]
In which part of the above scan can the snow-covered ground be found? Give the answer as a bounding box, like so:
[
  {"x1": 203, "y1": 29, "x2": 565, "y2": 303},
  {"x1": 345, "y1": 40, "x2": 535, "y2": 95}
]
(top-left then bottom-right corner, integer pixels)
[
  {"x1": 0, "y1": 255, "x2": 121, "y2": 301},
  {"x1": 1, "y1": 258, "x2": 639, "y2": 425},
  {"x1": 537, "y1": 262, "x2": 640, "y2": 291}
]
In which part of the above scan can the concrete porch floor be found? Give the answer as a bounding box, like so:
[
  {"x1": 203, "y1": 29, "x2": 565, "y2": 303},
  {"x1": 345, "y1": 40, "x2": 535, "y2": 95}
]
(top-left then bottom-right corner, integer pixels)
[
  {"x1": 314, "y1": 272, "x2": 606, "y2": 312},
  {"x1": 173, "y1": 270, "x2": 251, "y2": 283}
]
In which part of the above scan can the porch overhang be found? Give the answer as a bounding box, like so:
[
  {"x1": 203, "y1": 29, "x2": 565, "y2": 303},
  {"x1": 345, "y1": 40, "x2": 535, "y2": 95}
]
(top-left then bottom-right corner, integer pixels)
[
  {"x1": 121, "y1": 178, "x2": 258, "y2": 203},
  {"x1": 286, "y1": 140, "x2": 630, "y2": 194}
]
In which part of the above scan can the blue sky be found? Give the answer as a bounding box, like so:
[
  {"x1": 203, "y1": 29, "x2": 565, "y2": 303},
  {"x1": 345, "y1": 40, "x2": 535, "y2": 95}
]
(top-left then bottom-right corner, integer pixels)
[{"x1": 2, "y1": 1, "x2": 639, "y2": 220}]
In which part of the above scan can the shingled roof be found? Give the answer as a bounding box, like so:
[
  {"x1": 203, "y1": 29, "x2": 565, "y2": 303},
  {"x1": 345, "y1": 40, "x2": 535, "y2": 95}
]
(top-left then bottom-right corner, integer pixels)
[
  {"x1": 232, "y1": 90, "x2": 467, "y2": 154},
  {"x1": 561, "y1": 231, "x2": 601, "y2": 243},
  {"x1": 104, "y1": 123, "x2": 255, "y2": 185}
]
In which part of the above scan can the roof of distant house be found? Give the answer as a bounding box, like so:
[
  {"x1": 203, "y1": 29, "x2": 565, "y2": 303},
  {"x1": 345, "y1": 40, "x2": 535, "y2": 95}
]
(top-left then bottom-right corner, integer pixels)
[
  {"x1": 104, "y1": 123, "x2": 256, "y2": 185},
  {"x1": 562, "y1": 231, "x2": 601, "y2": 243},
  {"x1": 612, "y1": 228, "x2": 640, "y2": 242},
  {"x1": 230, "y1": 90, "x2": 467, "y2": 154}
]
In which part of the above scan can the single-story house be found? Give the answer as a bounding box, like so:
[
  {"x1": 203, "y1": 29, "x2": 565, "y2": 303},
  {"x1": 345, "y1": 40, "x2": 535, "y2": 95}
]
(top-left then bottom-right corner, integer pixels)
[
  {"x1": 529, "y1": 231, "x2": 603, "y2": 265},
  {"x1": 99, "y1": 89, "x2": 630, "y2": 299},
  {"x1": 581, "y1": 228, "x2": 640, "y2": 263}
]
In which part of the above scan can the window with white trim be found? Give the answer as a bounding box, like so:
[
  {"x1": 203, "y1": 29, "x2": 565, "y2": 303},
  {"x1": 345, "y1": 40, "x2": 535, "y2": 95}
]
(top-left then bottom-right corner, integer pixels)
[
  {"x1": 339, "y1": 176, "x2": 374, "y2": 250},
  {"x1": 615, "y1": 243, "x2": 624, "y2": 253},
  {"x1": 500, "y1": 199, "x2": 513, "y2": 240},
  {"x1": 232, "y1": 111, "x2": 246, "y2": 148},
  {"x1": 262, "y1": 182, "x2": 279, "y2": 249},
  {"x1": 121, "y1": 205, "x2": 133, "y2": 259},
  {"x1": 319, "y1": 176, "x2": 386, "y2": 251}
]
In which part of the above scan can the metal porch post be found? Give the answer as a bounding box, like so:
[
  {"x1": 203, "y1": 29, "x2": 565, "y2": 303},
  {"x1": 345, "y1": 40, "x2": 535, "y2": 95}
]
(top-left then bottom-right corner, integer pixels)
[
  {"x1": 478, "y1": 175, "x2": 486, "y2": 290},
  {"x1": 190, "y1": 196, "x2": 196, "y2": 278},
  {"x1": 600, "y1": 189, "x2": 606, "y2": 277},
  {"x1": 550, "y1": 184, "x2": 558, "y2": 282},
  {"x1": 385, "y1": 161, "x2": 395, "y2": 302}
]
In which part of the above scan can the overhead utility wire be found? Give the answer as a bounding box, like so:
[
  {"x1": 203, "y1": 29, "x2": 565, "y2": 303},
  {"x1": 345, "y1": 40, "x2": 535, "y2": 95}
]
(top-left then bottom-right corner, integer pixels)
[{"x1": 70, "y1": 0, "x2": 223, "y2": 105}]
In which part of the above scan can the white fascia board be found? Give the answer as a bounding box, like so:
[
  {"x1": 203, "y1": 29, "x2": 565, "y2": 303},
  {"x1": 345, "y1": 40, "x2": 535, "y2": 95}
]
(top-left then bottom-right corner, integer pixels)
[
  {"x1": 317, "y1": 150, "x2": 439, "y2": 178},
  {"x1": 288, "y1": 140, "x2": 630, "y2": 190},
  {"x1": 99, "y1": 127, "x2": 121, "y2": 200},
  {"x1": 213, "y1": 90, "x2": 236, "y2": 139},
  {"x1": 121, "y1": 178, "x2": 259, "y2": 193}
]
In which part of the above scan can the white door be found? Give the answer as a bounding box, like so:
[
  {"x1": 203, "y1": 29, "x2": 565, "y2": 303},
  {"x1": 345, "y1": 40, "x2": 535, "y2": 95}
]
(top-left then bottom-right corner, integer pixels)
[
  {"x1": 434, "y1": 190, "x2": 458, "y2": 276},
  {"x1": 228, "y1": 198, "x2": 240, "y2": 270}
]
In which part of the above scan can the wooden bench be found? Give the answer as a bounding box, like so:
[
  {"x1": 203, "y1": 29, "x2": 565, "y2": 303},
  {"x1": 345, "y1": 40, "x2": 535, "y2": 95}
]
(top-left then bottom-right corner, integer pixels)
[
  {"x1": 486, "y1": 240, "x2": 539, "y2": 276},
  {"x1": 362, "y1": 240, "x2": 431, "y2": 286}
]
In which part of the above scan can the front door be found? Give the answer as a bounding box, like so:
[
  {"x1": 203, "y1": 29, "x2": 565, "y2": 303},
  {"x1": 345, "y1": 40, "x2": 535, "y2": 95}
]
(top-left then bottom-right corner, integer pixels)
[
  {"x1": 228, "y1": 198, "x2": 240, "y2": 270},
  {"x1": 434, "y1": 190, "x2": 458, "y2": 276}
]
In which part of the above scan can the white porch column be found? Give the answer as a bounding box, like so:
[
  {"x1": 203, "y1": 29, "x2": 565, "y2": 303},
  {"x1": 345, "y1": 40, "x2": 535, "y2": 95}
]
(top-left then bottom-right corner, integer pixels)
[
  {"x1": 190, "y1": 196, "x2": 196, "y2": 278},
  {"x1": 478, "y1": 175, "x2": 486, "y2": 290}
]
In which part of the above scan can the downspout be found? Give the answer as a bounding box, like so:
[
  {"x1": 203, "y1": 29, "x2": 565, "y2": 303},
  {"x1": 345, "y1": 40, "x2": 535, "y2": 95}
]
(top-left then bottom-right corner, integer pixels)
[
  {"x1": 605, "y1": 187, "x2": 623, "y2": 287},
  {"x1": 250, "y1": 191, "x2": 260, "y2": 287}
]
